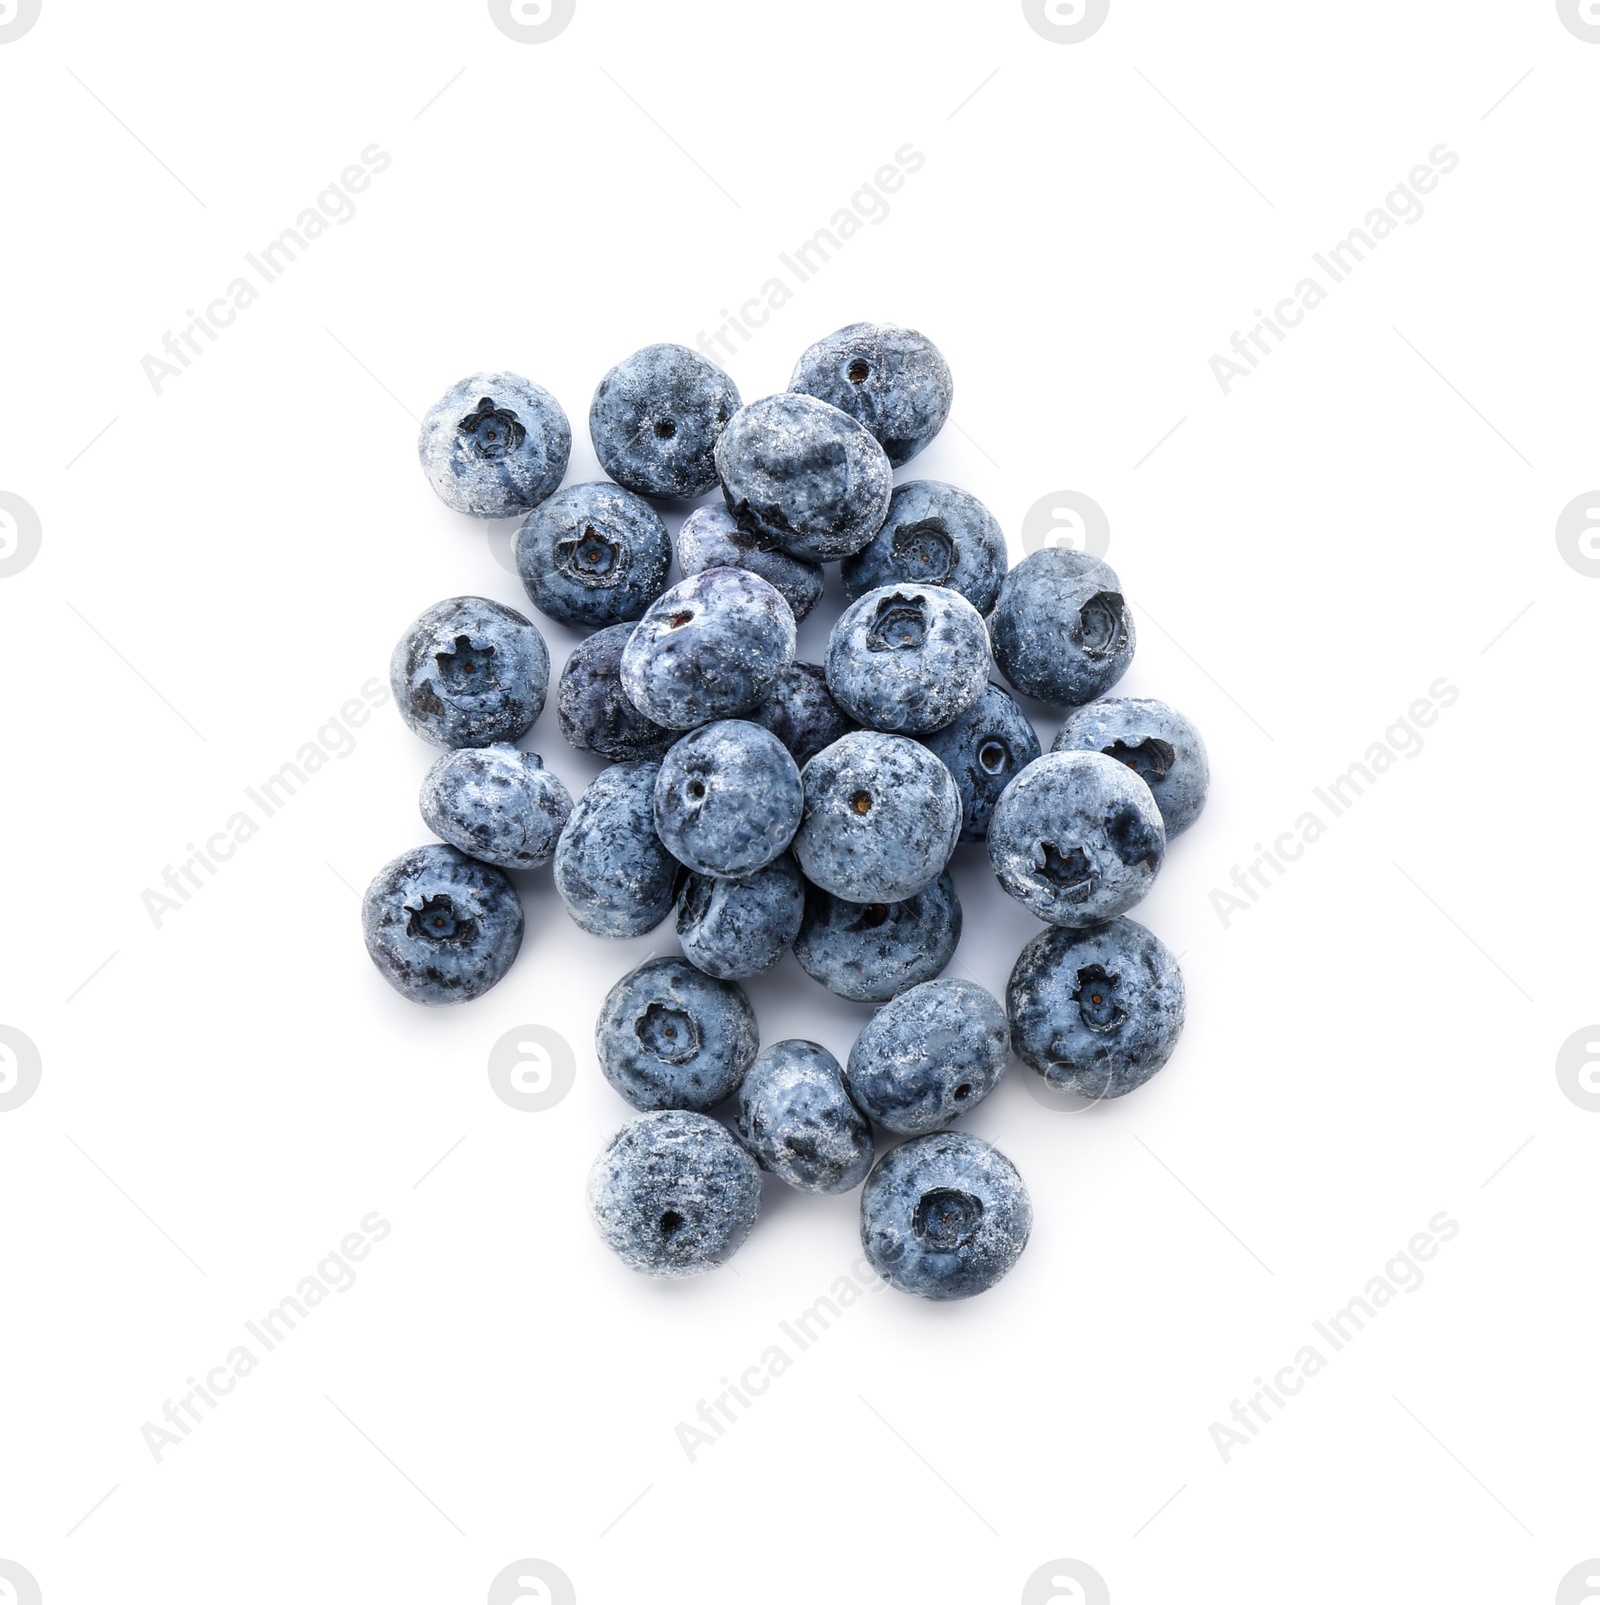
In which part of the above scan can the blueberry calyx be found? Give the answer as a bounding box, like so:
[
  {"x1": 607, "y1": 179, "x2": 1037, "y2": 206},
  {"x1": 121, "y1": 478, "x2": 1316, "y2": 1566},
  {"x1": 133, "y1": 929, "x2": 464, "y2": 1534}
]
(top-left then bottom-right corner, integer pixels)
[
  {"x1": 1079, "y1": 591, "x2": 1127, "y2": 656},
  {"x1": 889, "y1": 519, "x2": 955, "y2": 584},
  {"x1": 866, "y1": 592, "x2": 929, "y2": 653},
  {"x1": 556, "y1": 524, "x2": 622, "y2": 587},
  {"x1": 1071, "y1": 964, "x2": 1127, "y2": 1033},
  {"x1": 1038, "y1": 841, "x2": 1095, "y2": 901},
  {"x1": 457, "y1": 396, "x2": 526, "y2": 460},
  {"x1": 405, "y1": 893, "x2": 478, "y2": 947},
  {"x1": 435, "y1": 635, "x2": 497, "y2": 689},
  {"x1": 913, "y1": 1187, "x2": 983, "y2": 1250},
  {"x1": 636, "y1": 1002, "x2": 701, "y2": 1065},
  {"x1": 1104, "y1": 736, "x2": 1176, "y2": 785}
]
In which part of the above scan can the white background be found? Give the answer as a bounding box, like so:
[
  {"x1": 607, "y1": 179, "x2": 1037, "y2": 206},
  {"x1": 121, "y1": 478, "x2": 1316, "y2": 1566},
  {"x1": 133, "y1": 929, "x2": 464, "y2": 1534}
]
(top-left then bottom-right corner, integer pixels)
[{"x1": 3, "y1": 1, "x2": 1598, "y2": 1601}]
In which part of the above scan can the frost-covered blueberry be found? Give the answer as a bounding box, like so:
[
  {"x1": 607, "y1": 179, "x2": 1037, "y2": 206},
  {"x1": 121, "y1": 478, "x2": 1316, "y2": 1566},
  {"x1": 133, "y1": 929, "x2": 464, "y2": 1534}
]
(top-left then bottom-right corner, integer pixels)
[
  {"x1": 736, "y1": 1040, "x2": 874, "y2": 1196},
  {"x1": 860, "y1": 1132, "x2": 1031, "y2": 1301},
  {"x1": 919, "y1": 683, "x2": 1042, "y2": 842},
  {"x1": 654, "y1": 721, "x2": 802, "y2": 878},
  {"x1": 989, "y1": 548, "x2": 1135, "y2": 706},
  {"x1": 714, "y1": 393, "x2": 891, "y2": 562},
  {"x1": 362, "y1": 844, "x2": 523, "y2": 1006},
  {"x1": 514, "y1": 481, "x2": 671, "y2": 629},
  {"x1": 390, "y1": 596, "x2": 549, "y2": 750},
  {"x1": 419, "y1": 743, "x2": 572, "y2": 871},
  {"x1": 789, "y1": 323, "x2": 953, "y2": 468},
  {"x1": 676, "y1": 854, "x2": 805, "y2": 980},
  {"x1": 793, "y1": 731, "x2": 962, "y2": 904},
  {"x1": 749, "y1": 662, "x2": 856, "y2": 767},
  {"x1": 418, "y1": 371, "x2": 571, "y2": 518},
  {"x1": 588, "y1": 1110, "x2": 761, "y2": 1279},
  {"x1": 621, "y1": 567, "x2": 796, "y2": 730},
  {"x1": 826, "y1": 582, "x2": 989, "y2": 734},
  {"x1": 675, "y1": 504, "x2": 824, "y2": 623},
  {"x1": 841, "y1": 480, "x2": 1007, "y2": 614},
  {"x1": 595, "y1": 955, "x2": 758, "y2": 1112},
  {"x1": 846, "y1": 980, "x2": 1010, "y2": 1136},
  {"x1": 553, "y1": 761, "x2": 682, "y2": 938},
  {"x1": 988, "y1": 751, "x2": 1165, "y2": 927},
  {"x1": 589, "y1": 342, "x2": 740, "y2": 501},
  {"x1": 1053, "y1": 697, "x2": 1210, "y2": 839},
  {"x1": 555, "y1": 624, "x2": 674, "y2": 762},
  {"x1": 793, "y1": 872, "x2": 962, "y2": 1002},
  {"x1": 1007, "y1": 917, "x2": 1185, "y2": 1099}
]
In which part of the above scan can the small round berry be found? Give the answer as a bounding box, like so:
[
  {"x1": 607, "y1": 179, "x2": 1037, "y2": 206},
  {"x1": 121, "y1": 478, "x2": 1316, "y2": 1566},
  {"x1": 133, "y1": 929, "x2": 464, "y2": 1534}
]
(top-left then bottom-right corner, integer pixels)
[
  {"x1": 418, "y1": 371, "x2": 570, "y2": 518},
  {"x1": 789, "y1": 323, "x2": 953, "y2": 467},
  {"x1": 589, "y1": 343, "x2": 740, "y2": 500},
  {"x1": 737, "y1": 1040, "x2": 874, "y2": 1196},
  {"x1": 419, "y1": 744, "x2": 572, "y2": 871}
]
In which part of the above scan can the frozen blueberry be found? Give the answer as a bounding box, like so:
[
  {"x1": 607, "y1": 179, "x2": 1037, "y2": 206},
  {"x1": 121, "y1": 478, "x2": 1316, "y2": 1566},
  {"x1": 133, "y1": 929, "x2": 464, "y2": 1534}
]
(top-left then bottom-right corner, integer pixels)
[
  {"x1": 919, "y1": 683, "x2": 1042, "y2": 843},
  {"x1": 553, "y1": 761, "x2": 682, "y2": 938},
  {"x1": 676, "y1": 854, "x2": 805, "y2": 980},
  {"x1": 749, "y1": 662, "x2": 856, "y2": 767},
  {"x1": 588, "y1": 1109, "x2": 761, "y2": 1279},
  {"x1": 826, "y1": 582, "x2": 989, "y2": 735},
  {"x1": 654, "y1": 721, "x2": 803, "y2": 878},
  {"x1": 793, "y1": 732, "x2": 962, "y2": 904},
  {"x1": 736, "y1": 1040, "x2": 874, "y2": 1196},
  {"x1": 419, "y1": 743, "x2": 572, "y2": 871},
  {"x1": 589, "y1": 342, "x2": 740, "y2": 501},
  {"x1": 418, "y1": 371, "x2": 571, "y2": 518},
  {"x1": 859, "y1": 1132, "x2": 1031, "y2": 1301},
  {"x1": 841, "y1": 481, "x2": 1007, "y2": 614},
  {"x1": 390, "y1": 596, "x2": 549, "y2": 750},
  {"x1": 555, "y1": 623, "x2": 674, "y2": 762},
  {"x1": 989, "y1": 548, "x2": 1135, "y2": 706},
  {"x1": 988, "y1": 751, "x2": 1165, "y2": 927},
  {"x1": 675, "y1": 504, "x2": 824, "y2": 623},
  {"x1": 362, "y1": 843, "x2": 523, "y2": 1006},
  {"x1": 596, "y1": 956, "x2": 758, "y2": 1112},
  {"x1": 714, "y1": 393, "x2": 892, "y2": 562},
  {"x1": 789, "y1": 323, "x2": 953, "y2": 468},
  {"x1": 1007, "y1": 917, "x2": 1185, "y2": 1100},
  {"x1": 846, "y1": 980, "x2": 1010, "y2": 1136},
  {"x1": 1053, "y1": 697, "x2": 1210, "y2": 839},
  {"x1": 514, "y1": 482, "x2": 671, "y2": 629},
  {"x1": 621, "y1": 567, "x2": 796, "y2": 730},
  {"x1": 793, "y1": 873, "x2": 962, "y2": 1002}
]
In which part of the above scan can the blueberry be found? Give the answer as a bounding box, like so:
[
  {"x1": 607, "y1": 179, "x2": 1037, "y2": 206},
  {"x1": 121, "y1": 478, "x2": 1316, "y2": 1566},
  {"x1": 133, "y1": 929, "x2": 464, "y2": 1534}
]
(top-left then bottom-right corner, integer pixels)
[
  {"x1": 553, "y1": 760, "x2": 682, "y2": 938},
  {"x1": 1007, "y1": 917, "x2": 1185, "y2": 1099},
  {"x1": 590, "y1": 343, "x2": 740, "y2": 501},
  {"x1": 793, "y1": 731, "x2": 962, "y2": 904},
  {"x1": 826, "y1": 582, "x2": 989, "y2": 734},
  {"x1": 1053, "y1": 697, "x2": 1210, "y2": 839},
  {"x1": 841, "y1": 480, "x2": 1007, "y2": 614},
  {"x1": 714, "y1": 393, "x2": 892, "y2": 562},
  {"x1": 621, "y1": 567, "x2": 796, "y2": 730},
  {"x1": 920, "y1": 683, "x2": 1042, "y2": 842},
  {"x1": 419, "y1": 743, "x2": 572, "y2": 871},
  {"x1": 677, "y1": 853, "x2": 805, "y2": 980},
  {"x1": 555, "y1": 623, "x2": 674, "y2": 762},
  {"x1": 846, "y1": 980, "x2": 1010, "y2": 1135},
  {"x1": 362, "y1": 843, "x2": 523, "y2": 1005},
  {"x1": 675, "y1": 504, "x2": 824, "y2": 623},
  {"x1": 988, "y1": 751, "x2": 1165, "y2": 927},
  {"x1": 789, "y1": 323, "x2": 952, "y2": 468},
  {"x1": 793, "y1": 872, "x2": 962, "y2": 1002},
  {"x1": 654, "y1": 720, "x2": 803, "y2": 877},
  {"x1": 596, "y1": 955, "x2": 758, "y2": 1112},
  {"x1": 749, "y1": 662, "x2": 857, "y2": 767},
  {"x1": 859, "y1": 1132, "x2": 1031, "y2": 1301},
  {"x1": 390, "y1": 596, "x2": 549, "y2": 750},
  {"x1": 588, "y1": 1109, "x2": 761, "y2": 1278},
  {"x1": 989, "y1": 548, "x2": 1135, "y2": 706},
  {"x1": 514, "y1": 481, "x2": 671, "y2": 628},
  {"x1": 736, "y1": 1040, "x2": 874, "y2": 1195},
  {"x1": 418, "y1": 371, "x2": 570, "y2": 518}
]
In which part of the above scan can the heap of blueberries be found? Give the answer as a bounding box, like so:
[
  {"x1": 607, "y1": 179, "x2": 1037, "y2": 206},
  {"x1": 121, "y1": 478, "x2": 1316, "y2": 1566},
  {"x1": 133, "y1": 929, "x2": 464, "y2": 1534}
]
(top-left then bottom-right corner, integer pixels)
[{"x1": 362, "y1": 324, "x2": 1208, "y2": 1302}]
